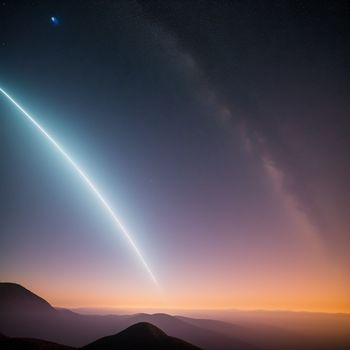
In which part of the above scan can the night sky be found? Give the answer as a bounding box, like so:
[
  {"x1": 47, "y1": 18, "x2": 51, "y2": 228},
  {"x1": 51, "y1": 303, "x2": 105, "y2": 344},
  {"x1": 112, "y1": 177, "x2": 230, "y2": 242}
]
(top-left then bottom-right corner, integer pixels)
[{"x1": 1, "y1": 0, "x2": 349, "y2": 312}]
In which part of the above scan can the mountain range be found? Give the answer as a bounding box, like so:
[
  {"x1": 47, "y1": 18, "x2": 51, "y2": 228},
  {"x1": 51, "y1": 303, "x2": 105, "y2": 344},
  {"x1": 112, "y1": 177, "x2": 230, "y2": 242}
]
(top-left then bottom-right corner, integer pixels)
[
  {"x1": 1, "y1": 282, "x2": 350, "y2": 349},
  {"x1": 0, "y1": 282, "x2": 261, "y2": 349}
]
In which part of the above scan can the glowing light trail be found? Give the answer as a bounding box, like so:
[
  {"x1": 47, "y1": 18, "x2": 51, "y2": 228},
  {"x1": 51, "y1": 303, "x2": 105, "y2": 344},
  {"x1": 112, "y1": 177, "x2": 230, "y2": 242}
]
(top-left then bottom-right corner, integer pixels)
[{"x1": 0, "y1": 88, "x2": 158, "y2": 286}]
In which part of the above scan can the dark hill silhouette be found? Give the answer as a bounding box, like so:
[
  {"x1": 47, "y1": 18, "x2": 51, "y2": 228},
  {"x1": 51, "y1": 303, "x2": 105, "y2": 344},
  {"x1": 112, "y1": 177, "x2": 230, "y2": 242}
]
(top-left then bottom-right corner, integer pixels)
[
  {"x1": 0, "y1": 283, "x2": 54, "y2": 313},
  {"x1": 126, "y1": 313, "x2": 262, "y2": 350},
  {"x1": 82, "y1": 322, "x2": 201, "y2": 350},
  {"x1": 0, "y1": 336, "x2": 75, "y2": 350}
]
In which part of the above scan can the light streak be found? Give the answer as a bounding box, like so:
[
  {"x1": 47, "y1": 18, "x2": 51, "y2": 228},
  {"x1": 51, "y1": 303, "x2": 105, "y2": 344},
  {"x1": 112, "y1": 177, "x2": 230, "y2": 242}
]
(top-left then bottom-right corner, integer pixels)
[{"x1": 0, "y1": 87, "x2": 158, "y2": 286}]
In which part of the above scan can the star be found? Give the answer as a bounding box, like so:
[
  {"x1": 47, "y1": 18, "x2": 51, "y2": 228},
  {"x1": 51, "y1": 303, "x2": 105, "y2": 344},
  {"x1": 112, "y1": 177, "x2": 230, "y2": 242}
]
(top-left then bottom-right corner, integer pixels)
[{"x1": 50, "y1": 16, "x2": 60, "y2": 27}]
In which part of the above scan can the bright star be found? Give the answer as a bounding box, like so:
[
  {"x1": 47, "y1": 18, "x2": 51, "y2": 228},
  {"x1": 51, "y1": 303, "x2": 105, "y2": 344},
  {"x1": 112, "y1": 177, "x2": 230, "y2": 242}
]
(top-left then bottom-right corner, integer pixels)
[{"x1": 50, "y1": 16, "x2": 59, "y2": 26}]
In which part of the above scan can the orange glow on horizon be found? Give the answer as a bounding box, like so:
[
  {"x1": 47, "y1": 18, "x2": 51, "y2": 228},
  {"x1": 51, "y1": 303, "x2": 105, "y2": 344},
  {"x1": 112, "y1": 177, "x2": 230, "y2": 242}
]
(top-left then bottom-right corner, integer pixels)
[{"x1": 33, "y1": 284, "x2": 350, "y2": 314}]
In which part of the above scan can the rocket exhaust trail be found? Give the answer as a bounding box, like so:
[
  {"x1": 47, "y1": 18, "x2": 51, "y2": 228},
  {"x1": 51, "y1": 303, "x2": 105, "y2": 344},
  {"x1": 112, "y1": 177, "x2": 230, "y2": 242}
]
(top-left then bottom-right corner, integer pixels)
[{"x1": 0, "y1": 87, "x2": 158, "y2": 286}]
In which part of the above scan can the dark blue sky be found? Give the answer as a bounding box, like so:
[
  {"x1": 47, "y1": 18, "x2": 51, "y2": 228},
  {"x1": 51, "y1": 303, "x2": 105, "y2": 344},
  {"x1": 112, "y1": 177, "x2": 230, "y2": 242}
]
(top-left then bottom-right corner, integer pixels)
[{"x1": 0, "y1": 1, "x2": 349, "y2": 311}]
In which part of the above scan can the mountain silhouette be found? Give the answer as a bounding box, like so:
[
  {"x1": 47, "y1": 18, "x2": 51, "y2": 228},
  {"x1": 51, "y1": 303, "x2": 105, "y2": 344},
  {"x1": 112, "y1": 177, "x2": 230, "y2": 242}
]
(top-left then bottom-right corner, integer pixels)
[
  {"x1": 0, "y1": 282, "x2": 262, "y2": 349},
  {"x1": 82, "y1": 322, "x2": 201, "y2": 349},
  {"x1": 0, "y1": 282, "x2": 54, "y2": 313},
  {"x1": 0, "y1": 336, "x2": 75, "y2": 350},
  {"x1": 1, "y1": 282, "x2": 350, "y2": 349}
]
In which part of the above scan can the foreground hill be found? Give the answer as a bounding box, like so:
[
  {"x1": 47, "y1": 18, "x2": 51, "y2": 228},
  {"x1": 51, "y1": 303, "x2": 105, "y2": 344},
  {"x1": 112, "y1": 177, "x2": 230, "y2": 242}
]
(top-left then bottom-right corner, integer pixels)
[
  {"x1": 0, "y1": 335, "x2": 75, "y2": 350},
  {"x1": 82, "y1": 322, "x2": 201, "y2": 350},
  {"x1": 0, "y1": 323, "x2": 200, "y2": 350}
]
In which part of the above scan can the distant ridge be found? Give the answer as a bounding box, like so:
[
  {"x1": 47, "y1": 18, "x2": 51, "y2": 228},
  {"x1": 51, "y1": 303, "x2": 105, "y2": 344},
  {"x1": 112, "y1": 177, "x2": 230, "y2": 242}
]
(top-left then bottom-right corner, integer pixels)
[{"x1": 82, "y1": 322, "x2": 201, "y2": 350}]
